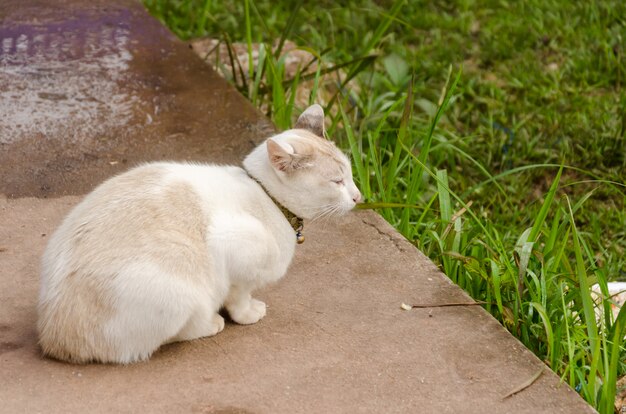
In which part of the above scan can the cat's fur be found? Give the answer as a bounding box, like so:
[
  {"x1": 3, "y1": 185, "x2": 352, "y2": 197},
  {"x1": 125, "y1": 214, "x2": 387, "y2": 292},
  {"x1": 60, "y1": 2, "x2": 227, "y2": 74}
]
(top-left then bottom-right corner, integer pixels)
[{"x1": 37, "y1": 105, "x2": 361, "y2": 364}]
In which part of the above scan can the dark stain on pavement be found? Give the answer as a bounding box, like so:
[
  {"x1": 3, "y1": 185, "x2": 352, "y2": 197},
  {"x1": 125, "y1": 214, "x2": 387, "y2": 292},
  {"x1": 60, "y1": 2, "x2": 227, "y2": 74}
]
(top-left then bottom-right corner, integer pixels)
[{"x1": 0, "y1": 0, "x2": 274, "y2": 198}]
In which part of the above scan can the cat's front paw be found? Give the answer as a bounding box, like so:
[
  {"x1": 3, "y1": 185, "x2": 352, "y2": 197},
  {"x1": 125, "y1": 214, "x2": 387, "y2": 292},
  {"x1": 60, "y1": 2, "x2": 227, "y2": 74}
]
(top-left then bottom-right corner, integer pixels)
[
  {"x1": 228, "y1": 298, "x2": 266, "y2": 325},
  {"x1": 210, "y1": 314, "x2": 226, "y2": 336}
]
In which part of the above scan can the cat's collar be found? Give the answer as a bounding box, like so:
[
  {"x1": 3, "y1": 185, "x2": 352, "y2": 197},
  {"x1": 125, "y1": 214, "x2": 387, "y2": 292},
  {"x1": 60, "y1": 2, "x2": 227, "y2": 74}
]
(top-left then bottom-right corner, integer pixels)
[{"x1": 248, "y1": 175, "x2": 305, "y2": 244}]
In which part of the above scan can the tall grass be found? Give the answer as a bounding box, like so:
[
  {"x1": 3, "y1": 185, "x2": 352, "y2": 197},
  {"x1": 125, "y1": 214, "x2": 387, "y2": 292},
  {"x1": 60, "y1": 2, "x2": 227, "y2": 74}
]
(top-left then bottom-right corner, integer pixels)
[
  {"x1": 342, "y1": 73, "x2": 625, "y2": 412},
  {"x1": 143, "y1": 1, "x2": 626, "y2": 411}
]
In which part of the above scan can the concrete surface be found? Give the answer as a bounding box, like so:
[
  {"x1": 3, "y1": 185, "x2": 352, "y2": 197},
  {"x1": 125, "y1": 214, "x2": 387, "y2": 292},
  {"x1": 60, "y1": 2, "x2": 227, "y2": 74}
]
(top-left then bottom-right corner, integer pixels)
[
  {"x1": 0, "y1": 0, "x2": 274, "y2": 197},
  {"x1": 0, "y1": 1, "x2": 596, "y2": 413}
]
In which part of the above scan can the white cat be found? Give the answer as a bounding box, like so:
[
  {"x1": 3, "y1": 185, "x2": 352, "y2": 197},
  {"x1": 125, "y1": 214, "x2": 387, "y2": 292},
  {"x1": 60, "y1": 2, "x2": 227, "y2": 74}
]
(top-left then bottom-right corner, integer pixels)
[{"x1": 37, "y1": 104, "x2": 361, "y2": 364}]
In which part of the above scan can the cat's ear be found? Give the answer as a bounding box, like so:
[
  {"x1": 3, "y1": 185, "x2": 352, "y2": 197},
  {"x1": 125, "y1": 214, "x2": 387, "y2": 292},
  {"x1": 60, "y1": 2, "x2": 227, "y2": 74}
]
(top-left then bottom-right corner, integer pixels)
[
  {"x1": 267, "y1": 139, "x2": 309, "y2": 172},
  {"x1": 266, "y1": 139, "x2": 295, "y2": 172},
  {"x1": 294, "y1": 104, "x2": 325, "y2": 137}
]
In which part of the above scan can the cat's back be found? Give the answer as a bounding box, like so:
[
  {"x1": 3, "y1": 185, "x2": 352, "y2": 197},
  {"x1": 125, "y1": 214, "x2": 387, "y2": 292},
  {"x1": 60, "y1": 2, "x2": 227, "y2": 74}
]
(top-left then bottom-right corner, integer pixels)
[
  {"x1": 52, "y1": 161, "x2": 249, "y2": 228},
  {"x1": 67, "y1": 161, "x2": 247, "y2": 216},
  {"x1": 41, "y1": 162, "x2": 260, "y2": 283}
]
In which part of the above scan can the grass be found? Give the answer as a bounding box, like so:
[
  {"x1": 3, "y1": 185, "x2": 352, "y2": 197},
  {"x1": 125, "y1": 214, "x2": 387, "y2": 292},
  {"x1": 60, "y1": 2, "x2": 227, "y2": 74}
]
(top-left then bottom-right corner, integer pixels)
[{"x1": 143, "y1": 1, "x2": 626, "y2": 411}]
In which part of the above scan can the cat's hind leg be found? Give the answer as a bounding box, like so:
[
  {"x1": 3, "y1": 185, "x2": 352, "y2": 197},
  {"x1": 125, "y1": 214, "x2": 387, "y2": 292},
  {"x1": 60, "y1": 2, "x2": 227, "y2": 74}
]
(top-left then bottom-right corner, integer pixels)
[
  {"x1": 225, "y1": 284, "x2": 266, "y2": 325},
  {"x1": 171, "y1": 310, "x2": 225, "y2": 343}
]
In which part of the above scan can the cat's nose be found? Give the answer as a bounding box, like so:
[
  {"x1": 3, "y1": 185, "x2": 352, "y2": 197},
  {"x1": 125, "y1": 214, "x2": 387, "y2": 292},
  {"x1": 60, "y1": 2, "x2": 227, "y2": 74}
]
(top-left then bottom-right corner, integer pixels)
[{"x1": 352, "y1": 191, "x2": 362, "y2": 204}]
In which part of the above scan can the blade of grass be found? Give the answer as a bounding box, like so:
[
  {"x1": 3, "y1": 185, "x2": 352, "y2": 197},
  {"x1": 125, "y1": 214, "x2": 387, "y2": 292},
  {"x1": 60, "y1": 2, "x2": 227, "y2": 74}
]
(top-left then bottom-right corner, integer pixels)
[
  {"x1": 257, "y1": 54, "x2": 379, "y2": 95},
  {"x1": 274, "y1": 0, "x2": 303, "y2": 59},
  {"x1": 400, "y1": 68, "x2": 460, "y2": 236},
  {"x1": 361, "y1": 0, "x2": 404, "y2": 56},
  {"x1": 250, "y1": 43, "x2": 267, "y2": 105},
  {"x1": 384, "y1": 81, "x2": 413, "y2": 206},
  {"x1": 529, "y1": 165, "x2": 563, "y2": 242},
  {"x1": 325, "y1": 54, "x2": 379, "y2": 109},
  {"x1": 356, "y1": 202, "x2": 427, "y2": 210},
  {"x1": 529, "y1": 302, "x2": 555, "y2": 366},
  {"x1": 566, "y1": 195, "x2": 602, "y2": 406},
  {"x1": 220, "y1": 33, "x2": 238, "y2": 87},
  {"x1": 338, "y1": 100, "x2": 368, "y2": 196},
  {"x1": 308, "y1": 63, "x2": 322, "y2": 106},
  {"x1": 195, "y1": 0, "x2": 212, "y2": 37},
  {"x1": 244, "y1": 0, "x2": 253, "y2": 81},
  {"x1": 437, "y1": 169, "x2": 452, "y2": 225}
]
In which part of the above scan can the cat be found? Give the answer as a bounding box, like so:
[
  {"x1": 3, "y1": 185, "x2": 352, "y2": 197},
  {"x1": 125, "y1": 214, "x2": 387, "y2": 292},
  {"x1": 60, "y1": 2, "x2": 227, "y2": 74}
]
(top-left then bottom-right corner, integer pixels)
[{"x1": 37, "y1": 104, "x2": 361, "y2": 364}]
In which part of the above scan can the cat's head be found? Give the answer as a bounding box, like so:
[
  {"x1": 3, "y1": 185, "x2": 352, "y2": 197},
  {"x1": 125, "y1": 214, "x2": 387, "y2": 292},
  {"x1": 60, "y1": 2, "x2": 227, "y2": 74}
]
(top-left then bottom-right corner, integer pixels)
[{"x1": 245, "y1": 104, "x2": 361, "y2": 221}]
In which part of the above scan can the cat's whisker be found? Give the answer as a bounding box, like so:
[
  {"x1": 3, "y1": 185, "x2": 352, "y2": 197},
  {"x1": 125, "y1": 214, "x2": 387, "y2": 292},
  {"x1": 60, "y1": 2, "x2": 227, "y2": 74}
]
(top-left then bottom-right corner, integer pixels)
[
  {"x1": 311, "y1": 205, "x2": 335, "y2": 221},
  {"x1": 310, "y1": 203, "x2": 343, "y2": 223},
  {"x1": 303, "y1": 203, "x2": 336, "y2": 221},
  {"x1": 301, "y1": 202, "x2": 336, "y2": 213}
]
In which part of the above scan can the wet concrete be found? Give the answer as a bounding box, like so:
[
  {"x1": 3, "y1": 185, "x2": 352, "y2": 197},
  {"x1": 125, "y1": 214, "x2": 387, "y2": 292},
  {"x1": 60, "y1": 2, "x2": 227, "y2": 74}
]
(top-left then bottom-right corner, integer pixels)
[
  {"x1": 0, "y1": 1, "x2": 596, "y2": 413},
  {"x1": 0, "y1": 0, "x2": 273, "y2": 197}
]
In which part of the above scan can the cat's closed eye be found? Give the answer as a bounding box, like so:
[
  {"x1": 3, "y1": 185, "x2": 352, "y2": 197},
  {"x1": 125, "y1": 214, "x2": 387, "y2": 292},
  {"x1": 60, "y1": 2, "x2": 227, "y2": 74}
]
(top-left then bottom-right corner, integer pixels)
[{"x1": 332, "y1": 179, "x2": 344, "y2": 185}]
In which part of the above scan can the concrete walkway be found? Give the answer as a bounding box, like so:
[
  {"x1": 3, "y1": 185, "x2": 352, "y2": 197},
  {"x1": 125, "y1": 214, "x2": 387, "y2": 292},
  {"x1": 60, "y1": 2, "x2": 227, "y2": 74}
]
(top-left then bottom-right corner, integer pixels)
[{"x1": 0, "y1": 1, "x2": 595, "y2": 413}]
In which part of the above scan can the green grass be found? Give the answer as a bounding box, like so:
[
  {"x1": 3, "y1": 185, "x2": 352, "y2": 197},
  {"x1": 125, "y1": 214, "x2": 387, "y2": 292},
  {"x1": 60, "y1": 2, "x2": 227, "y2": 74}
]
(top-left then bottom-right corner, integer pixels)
[{"x1": 143, "y1": 1, "x2": 626, "y2": 411}]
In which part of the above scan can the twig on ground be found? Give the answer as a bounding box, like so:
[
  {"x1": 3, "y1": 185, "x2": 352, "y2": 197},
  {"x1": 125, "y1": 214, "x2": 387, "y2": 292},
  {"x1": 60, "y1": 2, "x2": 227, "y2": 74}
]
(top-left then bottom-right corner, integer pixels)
[
  {"x1": 441, "y1": 200, "x2": 473, "y2": 240},
  {"x1": 501, "y1": 367, "x2": 544, "y2": 400},
  {"x1": 401, "y1": 301, "x2": 490, "y2": 310}
]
